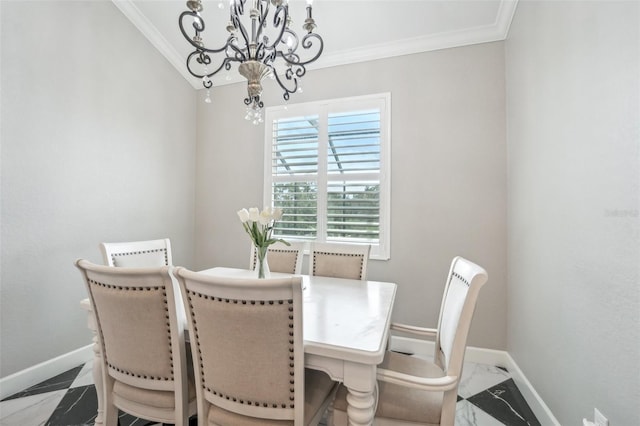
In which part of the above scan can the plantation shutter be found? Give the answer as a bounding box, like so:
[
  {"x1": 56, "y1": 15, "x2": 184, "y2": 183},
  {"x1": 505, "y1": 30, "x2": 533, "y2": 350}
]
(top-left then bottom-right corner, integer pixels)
[
  {"x1": 264, "y1": 93, "x2": 390, "y2": 259},
  {"x1": 271, "y1": 115, "x2": 319, "y2": 238},
  {"x1": 326, "y1": 110, "x2": 380, "y2": 241}
]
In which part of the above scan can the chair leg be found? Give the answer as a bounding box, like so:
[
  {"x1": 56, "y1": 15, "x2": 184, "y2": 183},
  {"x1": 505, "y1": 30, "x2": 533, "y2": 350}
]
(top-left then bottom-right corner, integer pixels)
[
  {"x1": 102, "y1": 404, "x2": 118, "y2": 426},
  {"x1": 326, "y1": 398, "x2": 335, "y2": 426},
  {"x1": 101, "y1": 391, "x2": 119, "y2": 426}
]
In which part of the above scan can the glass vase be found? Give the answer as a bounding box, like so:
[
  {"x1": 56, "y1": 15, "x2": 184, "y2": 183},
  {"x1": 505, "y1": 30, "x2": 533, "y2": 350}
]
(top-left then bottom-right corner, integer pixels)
[{"x1": 256, "y1": 245, "x2": 270, "y2": 279}]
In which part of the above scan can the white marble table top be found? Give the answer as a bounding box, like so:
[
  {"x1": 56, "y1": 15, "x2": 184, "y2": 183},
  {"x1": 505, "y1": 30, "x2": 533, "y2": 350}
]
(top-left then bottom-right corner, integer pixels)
[{"x1": 198, "y1": 267, "x2": 398, "y2": 365}]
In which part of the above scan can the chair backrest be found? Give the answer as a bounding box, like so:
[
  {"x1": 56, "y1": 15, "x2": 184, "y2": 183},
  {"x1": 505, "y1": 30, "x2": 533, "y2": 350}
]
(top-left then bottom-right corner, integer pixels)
[
  {"x1": 100, "y1": 238, "x2": 172, "y2": 267},
  {"x1": 434, "y1": 256, "x2": 488, "y2": 377},
  {"x1": 250, "y1": 241, "x2": 305, "y2": 275},
  {"x1": 74, "y1": 259, "x2": 190, "y2": 423},
  {"x1": 174, "y1": 268, "x2": 305, "y2": 423},
  {"x1": 309, "y1": 242, "x2": 371, "y2": 280}
]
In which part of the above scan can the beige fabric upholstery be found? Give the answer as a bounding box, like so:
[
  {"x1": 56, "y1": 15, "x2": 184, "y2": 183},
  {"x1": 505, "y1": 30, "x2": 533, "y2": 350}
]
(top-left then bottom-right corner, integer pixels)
[
  {"x1": 331, "y1": 256, "x2": 488, "y2": 426},
  {"x1": 250, "y1": 241, "x2": 304, "y2": 274},
  {"x1": 174, "y1": 268, "x2": 338, "y2": 426},
  {"x1": 99, "y1": 238, "x2": 187, "y2": 354},
  {"x1": 207, "y1": 370, "x2": 335, "y2": 426},
  {"x1": 75, "y1": 259, "x2": 196, "y2": 425},
  {"x1": 334, "y1": 352, "x2": 444, "y2": 424},
  {"x1": 100, "y1": 238, "x2": 172, "y2": 267},
  {"x1": 113, "y1": 377, "x2": 196, "y2": 409},
  {"x1": 309, "y1": 242, "x2": 371, "y2": 280}
]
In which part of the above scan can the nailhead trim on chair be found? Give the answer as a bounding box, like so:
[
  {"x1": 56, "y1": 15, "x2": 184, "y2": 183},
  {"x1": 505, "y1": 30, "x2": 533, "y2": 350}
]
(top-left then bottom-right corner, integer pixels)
[
  {"x1": 452, "y1": 271, "x2": 470, "y2": 286},
  {"x1": 186, "y1": 290, "x2": 296, "y2": 408},
  {"x1": 89, "y1": 279, "x2": 174, "y2": 381},
  {"x1": 312, "y1": 252, "x2": 365, "y2": 280},
  {"x1": 110, "y1": 248, "x2": 169, "y2": 266}
]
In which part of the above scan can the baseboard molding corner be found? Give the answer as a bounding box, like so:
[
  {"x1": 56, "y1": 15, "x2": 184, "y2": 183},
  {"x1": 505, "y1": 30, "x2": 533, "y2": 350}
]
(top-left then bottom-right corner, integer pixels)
[
  {"x1": 0, "y1": 344, "x2": 93, "y2": 400},
  {"x1": 388, "y1": 336, "x2": 559, "y2": 426},
  {"x1": 503, "y1": 352, "x2": 561, "y2": 426}
]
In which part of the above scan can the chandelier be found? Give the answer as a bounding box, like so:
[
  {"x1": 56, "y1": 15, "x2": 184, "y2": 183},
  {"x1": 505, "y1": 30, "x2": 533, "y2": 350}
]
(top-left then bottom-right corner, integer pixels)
[{"x1": 179, "y1": 0, "x2": 324, "y2": 124}]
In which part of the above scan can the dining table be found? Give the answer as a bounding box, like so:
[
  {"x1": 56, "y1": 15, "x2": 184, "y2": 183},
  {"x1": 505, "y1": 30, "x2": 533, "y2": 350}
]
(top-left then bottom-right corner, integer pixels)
[{"x1": 80, "y1": 267, "x2": 397, "y2": 426}]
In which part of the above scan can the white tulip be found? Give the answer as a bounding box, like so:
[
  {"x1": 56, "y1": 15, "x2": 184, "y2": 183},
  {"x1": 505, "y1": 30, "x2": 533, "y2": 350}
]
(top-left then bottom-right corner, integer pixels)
[
  {"x1": 248, "y1": 207, "x2": 260, "y2": 222},
  {"x1": 273, "y1": 208, "x2": 283, "y2": 221},
  {"x1": 258, "y1": 209, "x2": 272, "y2": 225},
  {"x1": 237, "y1": 208, "x2": 250, "y2": 223}
]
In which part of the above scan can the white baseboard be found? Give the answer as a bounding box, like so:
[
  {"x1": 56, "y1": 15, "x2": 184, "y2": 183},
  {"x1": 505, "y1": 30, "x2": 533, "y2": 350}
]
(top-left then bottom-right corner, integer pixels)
[
  {"x1": 0, "y1": 344, "x2": 93, "y2": 400},
  {"x1": 389, "y1": 336, "x2": 560, "y2": 426},
  {"x1": 503, "y1": 352, "x2": 561, "y2": 426}
]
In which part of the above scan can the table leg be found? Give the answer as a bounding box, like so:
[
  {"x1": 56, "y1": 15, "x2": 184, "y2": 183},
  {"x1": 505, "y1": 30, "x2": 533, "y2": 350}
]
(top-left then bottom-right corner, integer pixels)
[
  {"x1": 345, "y1": 388, "x2": 376, "y2": 426},
  {"x1": 343, "y1": 362, "x2": 377, "y2": 426}
]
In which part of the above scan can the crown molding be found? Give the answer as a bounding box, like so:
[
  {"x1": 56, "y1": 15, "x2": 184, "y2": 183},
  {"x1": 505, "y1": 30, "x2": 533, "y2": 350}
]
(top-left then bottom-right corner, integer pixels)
[
  {"x1": 111, "y1": 0, "x2": 201, "y2": 89},
  {"x1": 319, "y1": 0, "x2": 518, "y2": 70},
  {"x1": 113, "y1": 0, "x2": 518, "y2": 91},
  {"x1": 496, "y1": 0, "x2": 519, "y2": 39}
]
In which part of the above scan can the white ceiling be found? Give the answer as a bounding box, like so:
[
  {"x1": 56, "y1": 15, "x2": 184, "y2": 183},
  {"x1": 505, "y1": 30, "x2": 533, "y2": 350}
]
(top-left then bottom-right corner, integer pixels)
[{"x1": 113, "y1": 0, "x2": 518, "y2": 89}]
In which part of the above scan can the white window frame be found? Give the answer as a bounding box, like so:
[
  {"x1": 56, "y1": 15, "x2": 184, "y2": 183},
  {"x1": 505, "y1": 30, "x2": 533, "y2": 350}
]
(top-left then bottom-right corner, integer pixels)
[{"x1": 263, "y1": 93, "x2": 391, "y2": 260}]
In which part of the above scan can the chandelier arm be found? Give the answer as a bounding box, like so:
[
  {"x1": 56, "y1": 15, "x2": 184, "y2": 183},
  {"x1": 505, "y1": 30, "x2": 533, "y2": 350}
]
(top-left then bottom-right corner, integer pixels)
[
  {"x1": 228, "y1": 44, "x2": 248, "y2": 63},
  {"x1": 275, "y1": 49, "x2": 299, "y2": 64},
  {"x1": 283, "y1": 33, "x2": 324, "y2": 67},
  {"x1": 235, "y1": 0, "x2": 246, "y2": 15},
  {"x1": 262, "y1": 50, "x2": 277, "y2": 67},
  {"x1": 272, "y1": 70, "x2": 298, "y2": 100},
  {"x1": 244, "y1": 95, "x2": 263, "y2": 109},
  {"x1": 197, "y1": 38, "x2": 238, "y2": 55},
  {"x1": 179, "y1": 12, "x2": 233, "y2": 55},
  {"x1": 179, "y1": 11, "x2": 206, "y2": 51},
  {"x1": 293, "y1": 64, "x2": 306, "y2": 78},
  {"x1": 260, "y1": 5, "x2": 288, "y2": 53},
  {"x1": 186, "y1": 51, "x2": 228, "y2": 80},
  {"x1": 231, "y1": 8, "x2": 251, "y2": 56}
]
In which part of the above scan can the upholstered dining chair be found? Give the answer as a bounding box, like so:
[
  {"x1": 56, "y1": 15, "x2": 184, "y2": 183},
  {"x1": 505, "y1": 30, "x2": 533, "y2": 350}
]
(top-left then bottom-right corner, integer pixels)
[
  {"x1": 250, "y1": 241, "x2": 305, "y2": 274},
  {"x1": 308, "y1": 242, "x2": 371, "y2": 280},
  {"x1": 100, "y1": 237, "x2": 186, "y2": 331},
  {"x1": 74, "y1": 259, "x2": 196, "y2": 426},
  {"x1": 331, "y1": 256, "x2": 488, "y2": 426},
  {"x1": 174, "y1": 268, "x2": 338, "y2": 426},
  {"x1": 100, "y1": 238, "x2": 172, "y2": 267}
]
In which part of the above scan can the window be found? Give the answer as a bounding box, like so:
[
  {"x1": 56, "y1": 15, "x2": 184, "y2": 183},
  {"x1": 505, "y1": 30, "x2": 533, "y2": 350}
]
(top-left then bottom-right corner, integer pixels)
[{"x1": 264, "y1": 93, "x2": 390, "y2": 259}]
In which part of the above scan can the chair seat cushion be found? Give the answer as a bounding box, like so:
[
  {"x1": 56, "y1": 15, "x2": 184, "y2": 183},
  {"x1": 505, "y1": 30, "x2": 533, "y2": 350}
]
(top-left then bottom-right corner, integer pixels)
[
  {"x1": 334, "y1": 351, "x2": 445, "y2": 424},
  {"x1": 113, "y1": 376, "x2": 196, "y2": 409},
  {"x1": 207, "y1": 369, "x2": 336, "y2": 425}
]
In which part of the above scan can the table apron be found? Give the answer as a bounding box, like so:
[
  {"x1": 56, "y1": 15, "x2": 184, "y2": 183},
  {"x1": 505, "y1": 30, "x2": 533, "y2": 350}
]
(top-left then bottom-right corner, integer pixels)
[{"x1": 305, "y1": 354, "x2": 377, "y2": 393}]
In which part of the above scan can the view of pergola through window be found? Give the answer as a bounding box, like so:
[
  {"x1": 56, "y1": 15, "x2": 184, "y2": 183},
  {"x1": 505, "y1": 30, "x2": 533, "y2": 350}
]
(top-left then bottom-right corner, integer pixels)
[{"x1": 270, "y1": 109, "x2": 382, "y2": 244}]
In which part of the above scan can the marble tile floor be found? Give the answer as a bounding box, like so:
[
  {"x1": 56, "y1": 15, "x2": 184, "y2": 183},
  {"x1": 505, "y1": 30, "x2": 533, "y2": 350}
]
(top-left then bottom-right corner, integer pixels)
[{"x1": 0, "y1": 358, "x2": 540, "y2": 426}]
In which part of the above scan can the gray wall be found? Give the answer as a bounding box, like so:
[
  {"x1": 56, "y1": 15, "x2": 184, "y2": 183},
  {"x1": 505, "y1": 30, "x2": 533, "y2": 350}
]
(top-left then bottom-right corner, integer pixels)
[
  {"x1": 506, "y1": 2, "x2": 639, "y2": 425},
  {"x1": 0, "y1": 1, "x2": 197, "y2": 377},
  {"x1": 194, "y1": 42, "x2": 508, "y2": 350}
]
